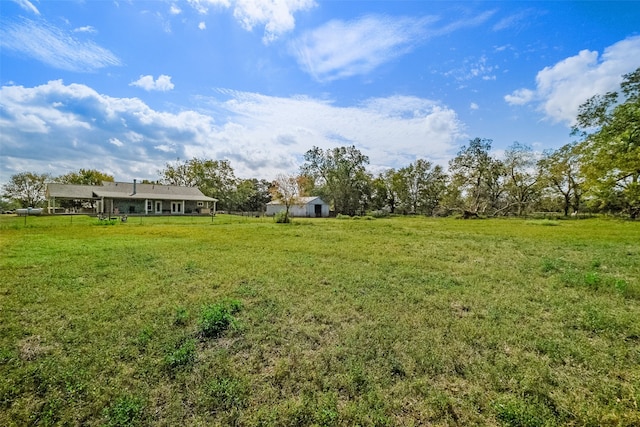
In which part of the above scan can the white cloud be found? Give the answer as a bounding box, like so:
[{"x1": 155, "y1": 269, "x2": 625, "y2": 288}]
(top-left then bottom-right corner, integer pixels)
[
  {"x1": 130, "y1": 75, "x2": 175, "y2": 91},
  {"x1": 504, "y1": 35, "x2": 640, "y2": 124},
  {"x1": 291, "y1": 15, "x2": 435, "y2": 82},
  {"x1": 0, "y1": 18, "x2": 120, "y2": 72},
  {"x1": 504, "y1": 88, "x2": 534, "y2": 105},
  {"x1": 12, "y1": 0, "x2": 39, "y2": 15},
  {"x1": 0, "y1": 81, "x2": 465, "y2": 183},
  {"x1": 170, "y1": 4, "x2": 182, "y2": 14},
  {"x1": 292, "y1": 12, "x2": 496, "y2": 82},
  {"x1": 199, "y1": 22, "x2": 206, "y2": 30},
  {"x1": 445, "y1": 55, "x2": 498, "y2": 82},
  {"x1": 492, "y1": 9, "x2": 539, "y2": 32},
  {"x1": 74, "y1": 26, "x2": 97, "y2": 33},
  {"x1": 470, "y1": 102, "x2": 479, "y2": 110},
  {"x1": 187, "y1": 0, "x2": 316, "y2": 43}
]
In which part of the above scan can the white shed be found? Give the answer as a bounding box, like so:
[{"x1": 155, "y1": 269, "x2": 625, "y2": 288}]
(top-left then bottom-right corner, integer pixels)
[{"x1": 266, "y1": 197, "x2": 330, "y2": 218}]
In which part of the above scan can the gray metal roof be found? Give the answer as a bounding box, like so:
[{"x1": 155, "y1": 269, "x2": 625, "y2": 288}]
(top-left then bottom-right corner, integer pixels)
[
  {"x1": 47, "y1": 182, "x2": 217, "y2": 202},
  {"x1": 46, "y1": 183, "x2": 98, "y2": 199},
  {"x1": 267, "y1": 196, "x2": 326, "y2": 205}
]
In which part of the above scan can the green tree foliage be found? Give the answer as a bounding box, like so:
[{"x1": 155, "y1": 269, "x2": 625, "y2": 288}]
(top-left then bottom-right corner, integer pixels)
[
  {"x1": 371, "y1": 168, "x2": 400, "y2": 213},
  {"x1": 160, "y1": 158, "x2": 237, "y2": 210},
  {"x1": 537, "y1": 143, "x2": 583, "y2": 216},
  {"x1": 573, "y1": 67, "x2": 640, "y2": 218},
  {"x1": 301, "y1": 146, "x2": 372, "y2": 215},
  {"x1": 56, "y1": 169, "x2": 114, "y2": 185},
  {"x1": 502, "y1": 142, "x2": 540, "y2": 216},
  {"x1": 448, "y1": 138, "x2": 505, "y2": 215},
  {"x1": 395, "y1": 159, "x2": 447, "y2": 215},
  {"x1": 231, "y1": 178, "x2": 272, "y2": 212},
  {"x1": 1, "y1": 172, "x2": 50, "y2": 208}
]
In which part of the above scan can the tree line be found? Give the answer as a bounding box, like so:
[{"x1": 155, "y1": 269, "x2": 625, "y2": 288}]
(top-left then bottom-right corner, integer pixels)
[{"x1": 2, "y1": 68, "x2": 638, "y2": 218}]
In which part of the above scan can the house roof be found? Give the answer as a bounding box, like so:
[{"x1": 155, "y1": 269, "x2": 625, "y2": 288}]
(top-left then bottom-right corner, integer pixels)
[
  {"x1": 267, "y1": 196, "x2": 326, "y2": 205},
  {"x1": 46, "y1": 183, "x2": 98, "y2": 199},
  {"x1": 47, "y1": 182, "x2": 217, "y2": 202}
]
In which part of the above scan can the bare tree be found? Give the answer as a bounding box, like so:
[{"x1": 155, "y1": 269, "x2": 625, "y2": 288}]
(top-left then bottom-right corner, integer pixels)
[{"x1": 270, "y1": 174, "x2": 303, "y2": 222}]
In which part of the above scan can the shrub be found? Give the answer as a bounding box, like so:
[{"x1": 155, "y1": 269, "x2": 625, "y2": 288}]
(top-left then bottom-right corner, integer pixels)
[
  {"x1": 198, "y1": 299, "x2": 242, "y2": 339},
  {"x1": 369, "y1": 209, "x2": 389, "y2": 218},
  {"x1": 274, "y1": 211, "x2": 291, "y2": 223}
]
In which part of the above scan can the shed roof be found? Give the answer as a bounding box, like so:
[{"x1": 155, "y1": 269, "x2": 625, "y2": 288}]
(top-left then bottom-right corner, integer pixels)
[{"x1": 267, "y1": 196, "x2": 326, "y2": 205}]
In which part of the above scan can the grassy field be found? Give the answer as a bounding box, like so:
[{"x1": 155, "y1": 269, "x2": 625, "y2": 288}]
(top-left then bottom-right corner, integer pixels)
[{"x1": 0, "y1": 214, "x2": 639, "y2": 426}]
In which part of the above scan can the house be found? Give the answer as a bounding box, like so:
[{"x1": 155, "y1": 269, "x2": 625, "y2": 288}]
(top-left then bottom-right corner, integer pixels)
[
  {"x1": 266, "y1": 196, "x2": 330, "y2": 218},
  {"x1": 46, "y1": 180, "x2": 217, "y2": 215}
]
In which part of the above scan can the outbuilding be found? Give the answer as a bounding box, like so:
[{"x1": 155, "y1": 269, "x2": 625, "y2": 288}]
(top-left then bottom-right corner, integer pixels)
[{"x1": 266, "y1": 196, "x2": 330, "y2": 218}]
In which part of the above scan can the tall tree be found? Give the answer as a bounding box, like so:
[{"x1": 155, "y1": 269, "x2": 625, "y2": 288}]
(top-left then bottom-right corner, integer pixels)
[
  {"x1": 537, "y1": 144, "x2": 583, "y2": 216},
  {"x1": 160, "y1": 158, "x2": 238, "y2": 210},
  {"x1": 371, "y1": 168, "x2": 400, "y2": 213},
  {"x1": 231, "y1": 178, "x2": 272, "y2": 212},
  {"x1": 448, "y1": 138, "x2": 505, "y2": 215},
  {"x1": 2, "y1": 172, "x2": 50, "y2": 208},
  {"x1": 572, "y1": 67, "x2": 640, "y2": 218},
  {"x1": 395, "y1": 159, "x2": 447, "y2": 215},
  {"x1": 502, "y1": 142, "x2": 540, "y2": 216},
  {"x1": 301, "y1": 146, "x2": 371, "y2": 215},
  {"x1": 56, "y1": 169, "x2": 114, "y2": 185}
]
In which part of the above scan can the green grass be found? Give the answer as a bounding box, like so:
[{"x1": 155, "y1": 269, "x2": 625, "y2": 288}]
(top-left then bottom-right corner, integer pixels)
[{"x1": 1, "y1": 214, "x2": 639, "y2": 426}]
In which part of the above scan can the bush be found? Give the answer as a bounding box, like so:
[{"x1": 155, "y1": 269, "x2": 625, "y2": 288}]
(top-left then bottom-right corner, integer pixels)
[
  {"x1": 198, "y1": 299, "x2": 242, "y2": 339},
  {"x1": 274, "y1": 211, "x2": 291, "y2": 223},
  {"x1": 369, "y1": 209, "x2": 389, "y2": 218}
]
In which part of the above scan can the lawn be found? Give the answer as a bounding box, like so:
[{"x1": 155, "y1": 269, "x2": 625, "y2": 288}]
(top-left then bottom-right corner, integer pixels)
[{"x1": 0, "y1": 214, "x2": 639, "y2": 426}]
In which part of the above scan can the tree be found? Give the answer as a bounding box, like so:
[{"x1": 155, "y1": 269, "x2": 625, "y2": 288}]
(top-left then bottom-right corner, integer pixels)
[
  {"x1": 160, "y1": 158, "x2": 238, "y2": 210},
  {"x1": 502, "y1": 142, "x2": 540, "y2": 216},
  {"x1": 231, "y1": 179, "x2": 272, "y2": 212},
  {"x1": 448, "y1": 138, "x2": 505, "y2": 215},
  {"x1": 371, "y1": 168, "x2": 400, "y2": 213},
  {"x1": 2, "y1": 172, "x2": 50, "y2": 208},
  {"x1": 395, "y1": 159, "x2": 448, "y2": 215},
  {"x1": 572, "y1": 67, "x2": 640, "y2": 218},
  {"x1": 270, "y1": 174, "x2": 304, "y2": 222},
  {"x1": 537, "y1": 143, "x2": 583, "y2": 216},
  {"x1": 56, "y1": 169, "x2": 114, "y2": 185},
  {"x1": 301, "y1": 146, "x2": 371, "y2": 215}
]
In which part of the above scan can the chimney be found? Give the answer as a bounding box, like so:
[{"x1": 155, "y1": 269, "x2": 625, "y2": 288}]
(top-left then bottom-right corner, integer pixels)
[{"x1": 133, "y1": 179, "x2": 137, "y2": 195}]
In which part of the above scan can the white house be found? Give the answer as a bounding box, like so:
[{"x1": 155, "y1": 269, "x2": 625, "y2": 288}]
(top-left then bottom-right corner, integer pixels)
[{"x1": 266, "y1": 196, "x2": 330, "y2": 218}]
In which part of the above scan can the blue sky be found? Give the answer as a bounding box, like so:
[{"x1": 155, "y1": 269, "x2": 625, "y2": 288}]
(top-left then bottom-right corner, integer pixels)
[{"x1": 1, "y1": 0, "x2": 639, "y2": 183}]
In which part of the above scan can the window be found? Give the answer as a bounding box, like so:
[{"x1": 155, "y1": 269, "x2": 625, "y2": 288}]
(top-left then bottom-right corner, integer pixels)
[
  {"x1": 147, "y1": 200, "x2": 152, "y2": 212},
  {"x1": 197, "y1": 201, "x2": 204, "y2": 207},
  {"x1": 155, "y1": 201, "x2": 162, "y2": 214}
]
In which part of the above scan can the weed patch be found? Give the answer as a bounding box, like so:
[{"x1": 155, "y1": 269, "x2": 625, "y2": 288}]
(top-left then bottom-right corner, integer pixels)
[
  {"x1": 198, "y1": 299, "x2": 242, "y2": 339},
  {"x1": 103, "y1": 395, "x2": 145, "y2": 427},
  {"x1": 164, "y1": 338, "x2": 196, "y2": 371}
]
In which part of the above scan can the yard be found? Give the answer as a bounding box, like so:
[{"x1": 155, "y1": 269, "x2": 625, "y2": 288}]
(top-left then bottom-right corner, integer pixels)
[{"x1": 0, "y1": 215, "x2": 638, "y2": 426}]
